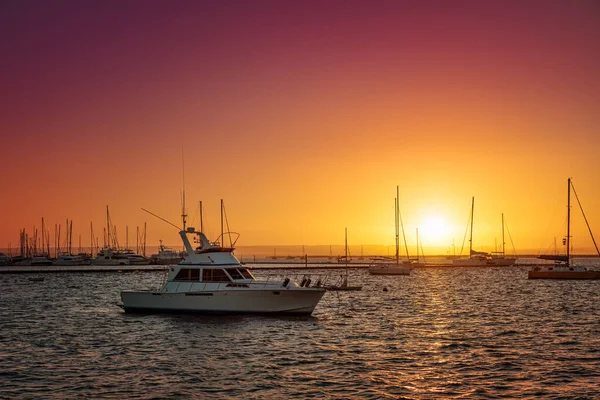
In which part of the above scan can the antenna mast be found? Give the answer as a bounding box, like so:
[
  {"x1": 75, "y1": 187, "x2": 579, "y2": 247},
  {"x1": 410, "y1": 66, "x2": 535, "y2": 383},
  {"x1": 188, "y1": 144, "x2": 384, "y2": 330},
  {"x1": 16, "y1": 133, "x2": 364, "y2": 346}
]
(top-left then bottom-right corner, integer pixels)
[
  {"x1": 181, "y1": 147, "x2": 187, "y2": 231},
  {"x1": 567, "y1": 178, "x2": 571, "y2": 266},
  {"x1": 199, "y1": 201, "x2": 204, "y2": 233},
  {"x1": 220, "y1": 199, "x2": 224, "y2": 246}
]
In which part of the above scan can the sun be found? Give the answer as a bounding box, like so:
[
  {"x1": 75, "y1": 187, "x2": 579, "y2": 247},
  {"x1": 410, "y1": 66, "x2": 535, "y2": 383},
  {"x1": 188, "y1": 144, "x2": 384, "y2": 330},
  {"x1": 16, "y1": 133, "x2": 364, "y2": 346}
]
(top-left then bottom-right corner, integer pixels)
[{"x1": 419, "y1": 214, "x2": 450, "y2": 245}]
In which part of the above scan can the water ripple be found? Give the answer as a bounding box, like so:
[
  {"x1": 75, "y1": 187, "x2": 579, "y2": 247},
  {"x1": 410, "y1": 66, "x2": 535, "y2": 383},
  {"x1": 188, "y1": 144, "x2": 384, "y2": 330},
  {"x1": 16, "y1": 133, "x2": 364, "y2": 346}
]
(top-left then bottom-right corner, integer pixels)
[{"x1": 1, "y1": 265, "x2": 599, "y2": 398}]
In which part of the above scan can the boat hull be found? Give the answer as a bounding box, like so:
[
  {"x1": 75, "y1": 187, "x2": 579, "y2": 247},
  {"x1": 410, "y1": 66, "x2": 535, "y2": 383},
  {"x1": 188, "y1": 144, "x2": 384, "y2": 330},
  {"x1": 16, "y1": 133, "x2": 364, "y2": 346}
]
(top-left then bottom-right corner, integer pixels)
[{"x1": 120, "y1": 288, "x2": 326, "y2": 315}]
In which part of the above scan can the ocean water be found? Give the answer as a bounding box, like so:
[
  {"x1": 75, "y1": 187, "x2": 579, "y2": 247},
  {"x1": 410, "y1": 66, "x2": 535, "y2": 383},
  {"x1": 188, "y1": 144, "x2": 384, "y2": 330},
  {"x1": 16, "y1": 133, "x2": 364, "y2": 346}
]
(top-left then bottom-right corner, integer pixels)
[{"x1": 1, "y1": 264, "x2": 599, "y2": 399}]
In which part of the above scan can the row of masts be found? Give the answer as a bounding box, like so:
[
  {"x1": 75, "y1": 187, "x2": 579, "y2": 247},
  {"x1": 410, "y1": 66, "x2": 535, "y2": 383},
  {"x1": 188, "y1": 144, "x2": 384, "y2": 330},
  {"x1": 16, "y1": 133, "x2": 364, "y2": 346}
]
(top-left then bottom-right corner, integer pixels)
[{"x1": 12, "y1": 206, "x2": 147, "y2": 258}]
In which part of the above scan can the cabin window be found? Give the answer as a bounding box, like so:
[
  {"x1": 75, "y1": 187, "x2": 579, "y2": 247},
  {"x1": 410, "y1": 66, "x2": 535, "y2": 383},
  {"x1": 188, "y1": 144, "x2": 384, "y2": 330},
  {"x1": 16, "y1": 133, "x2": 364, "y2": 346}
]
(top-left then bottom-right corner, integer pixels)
[
  {"x1": 174, "y1": 268, "x2": 200, "y2": 281},
  {"x1": 225, "y1": 268, "x2": 244, "y2": 280},
  {"x1": 201, "y1": 268, "x2": 231, "y2": 282},
  {"x1": 239, "y1": 269, "x2": 254, "y2": 279},
  {"x1": 190, "y1": 269, "x2": 200, "y2": 280}
]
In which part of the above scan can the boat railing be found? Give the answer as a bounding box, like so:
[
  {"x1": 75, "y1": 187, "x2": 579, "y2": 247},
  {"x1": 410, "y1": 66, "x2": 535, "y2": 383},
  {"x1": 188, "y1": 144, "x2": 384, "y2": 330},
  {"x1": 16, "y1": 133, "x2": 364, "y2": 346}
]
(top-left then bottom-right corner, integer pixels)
[
  {"x1": 250, "y1": 272, "x2": 334, "y2": 289},
  {"x1": 160, "y1": 272, "x2": 334, "y2": 292}
]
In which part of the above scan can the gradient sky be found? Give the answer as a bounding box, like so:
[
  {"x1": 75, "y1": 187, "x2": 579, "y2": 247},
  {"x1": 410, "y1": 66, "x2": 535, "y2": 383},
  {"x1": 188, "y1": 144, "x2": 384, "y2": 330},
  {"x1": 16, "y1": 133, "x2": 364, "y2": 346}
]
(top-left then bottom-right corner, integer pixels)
[{"x1": 1, "y1": 0, "x2": 599, "y2": 255}]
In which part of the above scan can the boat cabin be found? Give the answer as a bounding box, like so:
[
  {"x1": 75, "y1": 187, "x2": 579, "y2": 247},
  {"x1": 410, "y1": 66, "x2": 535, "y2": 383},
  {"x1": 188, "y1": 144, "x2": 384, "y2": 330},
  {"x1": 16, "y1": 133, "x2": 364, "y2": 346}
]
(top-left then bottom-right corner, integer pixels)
[{"x1": 169, "y1": 266, "x2": 255, "y2": 283}]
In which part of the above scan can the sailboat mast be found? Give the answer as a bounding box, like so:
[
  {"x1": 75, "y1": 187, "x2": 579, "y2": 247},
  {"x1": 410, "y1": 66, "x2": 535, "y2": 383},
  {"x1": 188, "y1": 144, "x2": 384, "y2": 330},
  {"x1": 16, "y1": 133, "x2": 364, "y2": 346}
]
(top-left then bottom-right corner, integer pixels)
[
  {"x1": 469, "y1": 197, "x2": 474, "y2": 255},
  {"x1": 416, "y1": 228, "x2": 419, "y2": 262},
  {"x1": 41, "y1": 218, "x2": 45, "y2": 256},
  {"x1": 345, "y1": 227, "x2": 349, "y2": 279},
  {"x1": 106, "y1": 206, "x2": 110, "y2": 248},
  {"x1": 567, "y1": 178, "x2": 571, "y2": 266},
  {"x1": 395, "y1": 194, "x2": 399, "y2": 266},
  {"x1": 501, "y1": 213, "x2": 505, "y2": 256},
  {"x1": 397, "y1": 186, "x2": 410, "y2": 261},
  {"x1": 220, "y1": 199, "x2": 224, "y2": 246},
  {"x1": 181, "y1": 147, "x2": 187, "y2": 231}
]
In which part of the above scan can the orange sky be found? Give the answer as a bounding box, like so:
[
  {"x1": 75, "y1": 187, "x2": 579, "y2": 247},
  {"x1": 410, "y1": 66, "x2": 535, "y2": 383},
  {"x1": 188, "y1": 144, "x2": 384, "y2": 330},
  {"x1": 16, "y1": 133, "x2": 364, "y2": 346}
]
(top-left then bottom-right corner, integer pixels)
[{"x1": 1, "y1": 1, "x2": 599, "y2": 255}]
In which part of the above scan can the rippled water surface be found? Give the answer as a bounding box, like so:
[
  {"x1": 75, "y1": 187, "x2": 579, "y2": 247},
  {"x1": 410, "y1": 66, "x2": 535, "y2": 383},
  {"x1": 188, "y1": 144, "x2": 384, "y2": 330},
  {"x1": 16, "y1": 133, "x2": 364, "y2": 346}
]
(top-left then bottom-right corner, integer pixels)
[{"x1": 1, "y1": 264, "x2": 599, "y2": 399}]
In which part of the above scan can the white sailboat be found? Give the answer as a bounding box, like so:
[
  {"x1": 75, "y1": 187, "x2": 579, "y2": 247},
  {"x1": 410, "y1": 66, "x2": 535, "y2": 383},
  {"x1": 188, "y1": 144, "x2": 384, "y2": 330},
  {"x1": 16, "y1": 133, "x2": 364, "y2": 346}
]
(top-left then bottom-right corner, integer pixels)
[
  {"x1": 529, "y1": 178, "x2": 600, "y2": 280},
  {"x1": 489, "y1": 214, "x2": 518, "y2": 266},
  {"x1": 453, "y1": 198, "x2": 517, "y2": 266},
  {"x1": 121, "y1": 200, "x2": 326, "y2": 314},
  {"x1": 369, "y1": 186, "x2": 412, "y2": 275}
]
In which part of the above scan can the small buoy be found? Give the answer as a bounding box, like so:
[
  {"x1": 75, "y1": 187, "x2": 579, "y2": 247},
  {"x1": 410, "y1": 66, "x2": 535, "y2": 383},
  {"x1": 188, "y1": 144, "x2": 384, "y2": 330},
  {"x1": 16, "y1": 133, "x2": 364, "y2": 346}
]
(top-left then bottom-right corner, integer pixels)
[{"x1": 382, "y1": 286, "x2": 388, "y2": 292}]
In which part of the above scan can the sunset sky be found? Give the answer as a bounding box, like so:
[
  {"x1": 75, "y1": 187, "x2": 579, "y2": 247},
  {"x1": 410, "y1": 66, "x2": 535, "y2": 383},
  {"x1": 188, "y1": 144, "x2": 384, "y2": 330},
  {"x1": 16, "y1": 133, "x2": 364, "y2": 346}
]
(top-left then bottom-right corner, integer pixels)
[{"x1": 1, "y1": 0, "x2": 599, "y2": 256}]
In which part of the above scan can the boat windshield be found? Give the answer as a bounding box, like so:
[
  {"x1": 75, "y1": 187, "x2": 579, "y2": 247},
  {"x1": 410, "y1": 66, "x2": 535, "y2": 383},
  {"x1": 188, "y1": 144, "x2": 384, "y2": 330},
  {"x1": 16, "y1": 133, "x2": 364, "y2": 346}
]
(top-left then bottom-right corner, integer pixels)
[
  {"x1": 201, "y1": 268, "x2": 232, "y2": 282},
  {"x1": 238, "y1": 268, "x2": 254, "y2": 279},
  {"x1": 225, "y1": 268, "x2": 244, "y2": 279}
]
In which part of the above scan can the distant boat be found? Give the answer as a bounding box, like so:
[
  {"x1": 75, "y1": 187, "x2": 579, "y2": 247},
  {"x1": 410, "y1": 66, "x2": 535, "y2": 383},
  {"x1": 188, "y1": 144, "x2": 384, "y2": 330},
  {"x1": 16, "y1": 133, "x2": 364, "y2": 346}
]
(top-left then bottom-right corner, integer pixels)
[
  {"x1": 150, "y1": 240, "x2": 182, "y2": 265},
  {"x1": 529, "y1": 178, "x2": 600, "y2": 280},
  {"x1": 54, "y1": 253, "x2": 91, "y2": 266},
  {"x1": 122, "y1": 250, "x2": 150, "y2": 265},
  {"x1": 453, "y1": 198, "x2": 517, "y2": 267},
  {"x1": 327, "y1": 228, "x2": 362, "y2": 291},
  {"x1": 30, "y1": 255, "x2": 53, "y2": 266},
  {"x1": 369, "y1": 186, "x2": 411, "y2": 275},
  {"x1": 0, "y1": 252, "x2": 10, "y2": 266},
  {"x1": 92, "y1": 248, "x2": 130, "y2": 266},
  {"x1": 410, "y1": 228, "x2": 426, "y2": 267}
]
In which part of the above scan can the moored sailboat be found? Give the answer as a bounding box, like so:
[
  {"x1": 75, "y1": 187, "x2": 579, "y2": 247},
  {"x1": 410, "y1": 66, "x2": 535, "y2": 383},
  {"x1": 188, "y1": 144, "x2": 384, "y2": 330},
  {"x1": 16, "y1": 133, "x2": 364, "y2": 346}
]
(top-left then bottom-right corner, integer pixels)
[
  {"x1": 529, "y1": 178, "x2": 600, "y2": 280},
  {"x1": 453, "y1": 198, "x2": 517, "y2": 266},
  {"x1": 369, "y1": 186, "x2": 411, "y2": 275}
]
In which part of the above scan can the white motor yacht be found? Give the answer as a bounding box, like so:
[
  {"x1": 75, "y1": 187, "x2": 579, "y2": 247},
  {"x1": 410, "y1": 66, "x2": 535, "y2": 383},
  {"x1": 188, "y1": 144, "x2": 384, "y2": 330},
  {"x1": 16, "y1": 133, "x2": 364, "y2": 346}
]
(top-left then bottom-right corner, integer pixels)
[
  {"x1": 92, "y1": 249, "x2": 130, "y2": 265},
  {"x1": 54, "y1": 254, "x2": 91, "y2": 266},
  {"x1": 121, "y1": 226, "x2": 326, "y2": 315},
  {"x1": 150, "y1": 240, "x2": 182, "y2": 265},
  {"x1": 122, "y1": 250, "x2": 150, "y2": 265}
]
